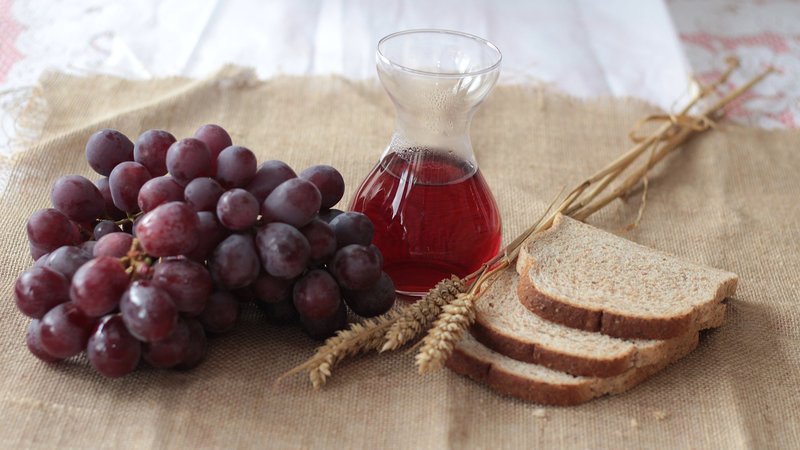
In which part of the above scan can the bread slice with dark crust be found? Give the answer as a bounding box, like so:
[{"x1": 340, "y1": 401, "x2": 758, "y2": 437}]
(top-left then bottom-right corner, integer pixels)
[
  {"x1": 516, "y1": 214, "x2": 738, "y2": 340},
  {"x1": 446, "y1": 331, "x2": 698, "y2": 406},
  {"x1": 472, "y1": 268, "x2": 725, "y2": 377}
]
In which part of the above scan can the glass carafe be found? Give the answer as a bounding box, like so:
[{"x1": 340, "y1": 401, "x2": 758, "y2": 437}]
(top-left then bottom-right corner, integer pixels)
[{"x1": 350, "y1": 29, "x2": 502, "y2": 296}]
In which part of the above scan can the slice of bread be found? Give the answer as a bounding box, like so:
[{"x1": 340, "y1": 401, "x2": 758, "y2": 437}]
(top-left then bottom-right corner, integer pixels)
[
  {"x1": 446, "y1": 331, "x2": 698, "y2": 406},
  {"x1": 516, "y1": 214, "x2": 738, "y2": 340},
  {"x1": 472, "y1": 268, "x2": 725, "y2": 377}
]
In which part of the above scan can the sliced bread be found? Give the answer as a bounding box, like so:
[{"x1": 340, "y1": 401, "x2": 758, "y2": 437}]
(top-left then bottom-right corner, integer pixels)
[
  {"x1": 446, "y1": 331, "x2": 699, "y2": 406},
  {"x1": 472, "y1": 268, "x2": 725, "y2": 377},
  {"x1": 516, "y1": 214, "x2": 738, "y2": 340}
]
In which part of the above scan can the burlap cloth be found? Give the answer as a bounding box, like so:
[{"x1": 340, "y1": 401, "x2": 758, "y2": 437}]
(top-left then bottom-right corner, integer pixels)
[{"x1": 0, "y1": 67, "x2": 798, "y2": 449}]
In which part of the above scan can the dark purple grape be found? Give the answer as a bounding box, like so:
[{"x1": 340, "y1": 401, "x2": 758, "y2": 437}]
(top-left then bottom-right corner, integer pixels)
[
  {"x1": 14, "y1": 266, "x2": 70, "y2": 318},
  {"x1": 293, "y1": 270, "x2": 341, "y2": 321},
  {"x1": 184, "y1": 211, "x2": 227, "y2": 262},
  {"x1": 329, "y1": 212, "x2": 374, "y2": 247},
  {"x1": 217, "y1": 188, "x2": 259, "y2": 231},
  {"x1": 26, "y1": 319, "x2": 62, "y2": 362},
  {"x1": 216, "y1": 145, "x2": 257, "y2": 188},
  {"x1": 184, "y1": 177, "x2": 224, "y2": 211},
  {"x1": 87, "y1": 314, "x2": 141, "y2": 378},
  {"x1": 257, "y1": 298, "x2": 299, "y2": 324},
  {"x1": 246, "y1": 160, "x2": 297, "y2": 203},
  {"x1": 342, "y1": 272, "x2": 396, "y2": 318},
  {"x1": 109, "y1": 161, "x2": 152, "y2": 213},
  {"x1": 198, "y1": 291, "x2": 239, "y2": 334},
  {"x1": 44, "y1": 245, "x2": 91, "y2": 280},
  {"x1": 71, "y1": 219, "x2": 95, "y2": 242},
  {"x1": 135, "y1": 201, "x2": 200, "y2": 257},
  {"x1": 252, "y1": 272, "x2": 293, "y2": 303},
  {"x1": 256, "y1": 223, "x2": 311, "y2": 279},
  {"x1": 93, "y1": 220, "x2": 120, "y2": 240},
  {"x1": 133, "y1": 129, "x2": 176, "y2": 176},
  {"x1": 330, "y1": 244, "x2": 382, "y2": 290},
  {"x1": 299, "y1": 165, "x2": 345, "y2": 209},
  {"x1": 209, "y1": 234, "x2": 260, "y2": 289},
  {"x1": 31, "y1": 245, "x2": 49, "y2": 262},
  {"x1": 193, "y1": 124, "x2": 232, "y2": 175},
  {"x1": 142, "y1": 317, "x2": 191, "y2": 369},
  {"x1": 166, "y1": 138, "x2": 212, "y2": 185},
  {"x1": 261, "y1": 178, "x2": 321, "y2": 227},
  {"x1": 33, "y1": 252, "x2": 50, "y2": 267},
  {"x1": 299, "y1": 301, "x2": 347, "y2": 340},
  {"x1": 300, "y1": 218, "x2": 337, "y2": 264},
  {"x1": 50, "y1": 175, "x2": 105, "y2": 222},
  {"x1": 318, "y1": 208, "x2": 344, "y2": 224},
  {"x1": 79, "y1": 240, "x2": 97, "y2": 255},
  {"x1": 93, "y1": 232, "x2": 133, "y2": 258},
  {"x1": 369, "y1": 244, "x2": 384, "y2": 268},
  {"x1": 151, "y1": 259, "x2": 212, "y2": 315},
  {"x1": 85, "y1": 129, "x2": 134, "y2": 176},
  {"x1": 27, "y1": 208, "x2": 81, "y2": 254},
  {"x1": 120, "y1": 280, "x2": 177, "y2": 342},
  {"x1": 137, "y1": 176, "x2": 183, "y2": 213},
  {"x1": 39, "y1": 303, "x2": 95, "y2": 358},
  {"x1": 94, "y1": 177, "x2": 126, "y2": 220},
  {"x1": 70, "y1": 256, "x2": 129, "y2": 317},
  {"x1": 174, "y1": 318, "x2": 206, "y2": 370}
]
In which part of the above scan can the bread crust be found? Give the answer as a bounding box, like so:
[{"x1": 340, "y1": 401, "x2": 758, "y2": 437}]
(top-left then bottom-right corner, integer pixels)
[
  {"x1": 517, "y1": 269, "x2": 731, "y2": 340},
  {"x1": 471, "y1": 318, "x2": 632, "y2": 377}
]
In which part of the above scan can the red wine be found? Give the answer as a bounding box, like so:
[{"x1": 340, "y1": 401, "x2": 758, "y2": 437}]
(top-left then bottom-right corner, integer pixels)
[{"x1": 350, "y1": 149, "x2": 501, "y2": 294}]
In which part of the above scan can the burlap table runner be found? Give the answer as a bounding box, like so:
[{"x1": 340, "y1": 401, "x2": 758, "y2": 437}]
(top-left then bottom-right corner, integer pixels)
[{"x1": 0, "y1": 68, "x2": 798, "y2": 449}]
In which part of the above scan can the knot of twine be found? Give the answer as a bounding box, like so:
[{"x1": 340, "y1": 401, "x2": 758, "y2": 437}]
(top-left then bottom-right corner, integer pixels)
[{"x1": 628, "y1": 112, "x2": 716, "y2": 144}]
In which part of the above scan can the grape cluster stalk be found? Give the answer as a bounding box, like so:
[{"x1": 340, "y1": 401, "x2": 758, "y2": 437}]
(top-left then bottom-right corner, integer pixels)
[{"x1": 16, "y1": 124, "x2": 395, "y2": 378}]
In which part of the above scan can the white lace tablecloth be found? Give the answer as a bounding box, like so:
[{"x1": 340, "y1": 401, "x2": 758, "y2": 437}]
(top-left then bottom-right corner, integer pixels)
[{"x1": 1, "y1": 0, "x2": 797, "y2": 155}]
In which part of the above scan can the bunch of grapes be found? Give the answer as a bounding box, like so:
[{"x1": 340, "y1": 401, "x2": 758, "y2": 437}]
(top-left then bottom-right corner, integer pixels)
[{"x1": 15, "y1": 125, "x2": 395, "y2": 378}]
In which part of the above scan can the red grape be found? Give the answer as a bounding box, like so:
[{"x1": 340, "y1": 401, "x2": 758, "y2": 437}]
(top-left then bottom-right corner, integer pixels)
[
  {"x1": 299, "y1": 301, "x2": 347, "y2": 340},
  {"x1": 329, "y1": 212, "x2": 374, "y2": 247},
  {"x1": 330, "y1": 244, "x2": 382, "y2": 290},
  {"x1": 14, "y1": 266, "x2": 70, "y2": 318},
  {"x1": 210, "y1": 234, "x2": 260, "y2": 289},
  {"x1": 85, "y1": 129, "x2": 134, "y2": 176},
  {"x1": 44, "y1": 245, "x2": 91, "y2": 280},
  {"x1": 133, "y1": 129, "x2": 176, "y2": 176},
  {"x1": 299, "y1": 165, "x2": 345, "y2": 209},
  {"x1": 26, "y1": 319, "x2": 62, "y2": 362},
  {"x1": 109, "y1": 161, "x2": 152, "y2": 213},
  {"x1": 135, "y1": 201, "x2": 200, "y2": 257},
  {"x1": 93, "y1": 232, "x2": 133, "y2": 258},
  {"x1": 193, "y1": 124, "x2": 231, "y2": 174},
  {"x1": 27, "y1": 208, "x2": 81, "y2": 254},
  {"x1": 256, "y1": 222, "x2": 311, "y2": 279},
  {"x1": 252, "y1": 272, "x2": 293, "y2": 303},
  {"x1": 50, "y1": 175, "x2": 105, "y2": 222},
  {"x1": 216, "y1": 145, "x2": 257, "y2": 188},
  {"x1": 120, "y1": 280, "x2": 177, "y2": 342},
  {"x1": 39, "y1": 303, "x2": 95, "y2": 358},
  {"x1": 93, "y1": 220, "x2": 120, "y2": 240},
  {"x1": 184, "y1": 211, "x2": 227, "y2": 262},
  {"x1": 318, "y1": 208, "x2": 343, "y2": 224},
  {"x1": 70, "y1": 256, "x2": 129, "y2": 317},
  {"x1": 87, "y1": 314, "x2": 141, "y2": 378},
  {"x1": 342, "y1": 272, "x2": 396, "y2": 318},
  {"x1": 142, "y1": 317, "x2": 192, "y2": 369},
  {"x1": 246, "y1": 160, "x2": 297, "y2": 203},
  {"x1": 216, "y1": 188, "x2": 259, "y2": 231},
  {"x1": 151, "y1": 259, "x2": 212, "y2": 315},
  {"x1": 184, "y1": 177, "x2": 224, "y2": 211},
  {"x1": 174, "y1": 318, "x2": 206, "y2": 370},
  {"x1": 293, "y1": 270, "x2": 341, "y2": 321},
  {"x1": 137, "y1": 176, "x2": 183, "y2": 213},
  {"x1": 261, "y1": 178, "x2": 321, "y2": 227},
  {"x1": 166, "y1": 138, "x2": 212, "y2": 185},
  {"x1": 300, "y1": 218, "x2": 337, "y2": 264},
  {"x1": 198, "y1": 291, "x2": 239, "y2": 334},
  {"x1": 94, "y1": 177, "x2": 126, "y2": 220}
]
